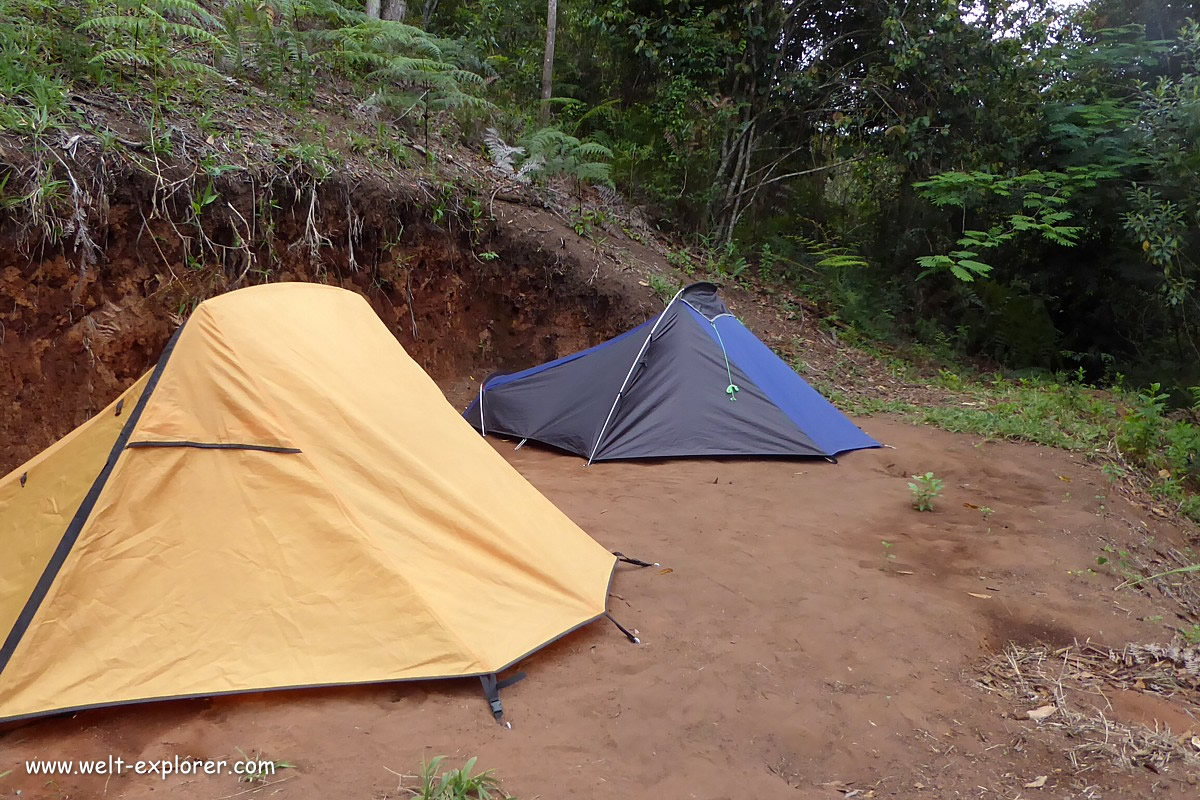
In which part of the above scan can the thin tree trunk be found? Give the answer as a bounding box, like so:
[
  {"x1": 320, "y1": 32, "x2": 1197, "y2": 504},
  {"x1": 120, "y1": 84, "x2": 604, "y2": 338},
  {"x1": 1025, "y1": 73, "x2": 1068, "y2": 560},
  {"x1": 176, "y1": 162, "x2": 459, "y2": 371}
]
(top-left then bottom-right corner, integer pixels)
[
  {"x1": 721, "y1": 128, "x2": 756, "y2": 244},
  {"x1": 421, "y1": 0, "x2": 439, "y2": 27},
  {"x1": 540, "y1": 0, "x2": 557, "y2": 124},
  {"x1": 365, "y1": 0, "x2": 380, "y2": 19},
  {"x1": 382, "y1": 0, "x2": 407, "y2": 21}
]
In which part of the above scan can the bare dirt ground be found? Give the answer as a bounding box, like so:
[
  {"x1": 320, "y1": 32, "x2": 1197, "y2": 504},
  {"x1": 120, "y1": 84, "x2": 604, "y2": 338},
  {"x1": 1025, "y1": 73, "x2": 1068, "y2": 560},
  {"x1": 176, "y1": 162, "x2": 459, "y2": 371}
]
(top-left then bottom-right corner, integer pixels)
[{"x1": 3, "y1": 411, "x2": 1198, "y2": 800}]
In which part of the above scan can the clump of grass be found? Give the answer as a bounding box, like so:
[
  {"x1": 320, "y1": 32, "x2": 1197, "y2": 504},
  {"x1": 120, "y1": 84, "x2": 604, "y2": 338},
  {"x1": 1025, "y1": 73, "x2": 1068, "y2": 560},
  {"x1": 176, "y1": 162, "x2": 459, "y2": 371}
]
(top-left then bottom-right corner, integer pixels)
[
  {"x1": 857, "y1": 366, "x2": 1200, "y2": 526},
  {"x1": 908, "y1": 472, "x2": 943, "y2": 511},
  {"x1": 646, "y1": 272, "x2": 679, "y2": 302},
  {"x1": 234, "y1": 747, "x2": 295, "y2": 784},
  {"x1": 417, "y1": 756, "x2": 504, "y2": 800},
  {"x1": 919, "y1": 375, "x2": 1112, "y2": 450}
]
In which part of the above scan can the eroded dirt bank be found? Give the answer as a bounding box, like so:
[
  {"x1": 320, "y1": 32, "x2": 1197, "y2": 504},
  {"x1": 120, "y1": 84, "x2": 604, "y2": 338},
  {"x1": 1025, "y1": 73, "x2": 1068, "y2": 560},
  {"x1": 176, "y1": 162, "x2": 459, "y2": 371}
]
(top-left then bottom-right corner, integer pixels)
[{"x1": 0, "y1": 179, "x2": 656, "y2": 473}]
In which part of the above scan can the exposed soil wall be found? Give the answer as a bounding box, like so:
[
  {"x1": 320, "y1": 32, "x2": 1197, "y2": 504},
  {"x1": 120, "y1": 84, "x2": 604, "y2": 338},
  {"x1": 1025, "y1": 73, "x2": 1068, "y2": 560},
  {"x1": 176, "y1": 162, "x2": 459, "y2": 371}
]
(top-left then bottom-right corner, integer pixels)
[{"x1": 0, "y1": 168, "x2": 644, "y2": 473}]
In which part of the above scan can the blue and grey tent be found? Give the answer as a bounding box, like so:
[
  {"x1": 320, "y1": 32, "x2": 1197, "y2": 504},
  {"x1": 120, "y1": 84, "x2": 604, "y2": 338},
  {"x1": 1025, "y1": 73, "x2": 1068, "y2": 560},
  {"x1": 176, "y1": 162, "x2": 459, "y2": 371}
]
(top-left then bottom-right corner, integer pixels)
[{"x1": 464, "y1": 282, "x2": 880, "y2": 463}]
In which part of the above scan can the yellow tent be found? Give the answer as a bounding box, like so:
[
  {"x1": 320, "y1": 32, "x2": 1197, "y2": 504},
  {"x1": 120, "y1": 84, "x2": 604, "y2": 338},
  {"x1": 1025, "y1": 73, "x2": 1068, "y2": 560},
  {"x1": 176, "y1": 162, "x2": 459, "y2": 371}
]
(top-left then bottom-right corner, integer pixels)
[{"x1": 0, "y1": 283, "x2": 618, "y2": 723}]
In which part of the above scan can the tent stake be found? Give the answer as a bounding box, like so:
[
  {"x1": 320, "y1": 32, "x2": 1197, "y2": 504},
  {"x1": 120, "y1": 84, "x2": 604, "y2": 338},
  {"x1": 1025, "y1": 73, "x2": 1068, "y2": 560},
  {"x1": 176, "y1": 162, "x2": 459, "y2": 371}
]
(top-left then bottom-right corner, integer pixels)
[{"x1": 514, "y1": 438, "x2": 527, "y2": 451}]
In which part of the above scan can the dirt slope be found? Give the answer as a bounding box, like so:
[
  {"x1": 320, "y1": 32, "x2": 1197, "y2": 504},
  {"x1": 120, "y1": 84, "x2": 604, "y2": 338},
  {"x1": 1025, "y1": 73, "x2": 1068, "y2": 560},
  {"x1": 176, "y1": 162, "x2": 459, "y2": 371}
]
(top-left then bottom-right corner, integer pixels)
[{"x1": 3, "y1": 415, "x2": 1197, "y2": 799}]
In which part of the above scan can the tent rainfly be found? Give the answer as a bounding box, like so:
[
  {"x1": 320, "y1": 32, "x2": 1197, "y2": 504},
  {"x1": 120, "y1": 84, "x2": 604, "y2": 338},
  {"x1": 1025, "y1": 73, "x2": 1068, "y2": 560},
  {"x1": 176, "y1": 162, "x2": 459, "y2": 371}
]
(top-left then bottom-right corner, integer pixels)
[
  {"x1": 465, "y1": 282, "x2": 879, "y2": 462},
  {"x1": 0, "y1": 283, "x2": 625, "y2": 724}
]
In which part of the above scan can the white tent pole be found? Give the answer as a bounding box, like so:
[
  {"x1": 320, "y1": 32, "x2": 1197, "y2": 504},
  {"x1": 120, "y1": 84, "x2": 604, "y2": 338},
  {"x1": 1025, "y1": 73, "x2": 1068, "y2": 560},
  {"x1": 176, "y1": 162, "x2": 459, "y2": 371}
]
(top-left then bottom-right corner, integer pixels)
[{"x1": 586, "y1": 287, "x2": 688, "y2": 466}]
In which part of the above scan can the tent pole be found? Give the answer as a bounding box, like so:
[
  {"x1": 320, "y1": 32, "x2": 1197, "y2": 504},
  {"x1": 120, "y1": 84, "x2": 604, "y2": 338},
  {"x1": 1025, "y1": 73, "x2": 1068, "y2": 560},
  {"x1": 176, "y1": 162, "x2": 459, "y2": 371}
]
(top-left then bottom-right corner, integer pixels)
[
  {"x1": 586, "y1": 287, "x2": 688, "y2": 466},
  {"x1": 514, "y1": 438, "x2": 528, "y2": 451},
  {"x1": 477, "y1": 382, "x2": 486, "y2": 437}
]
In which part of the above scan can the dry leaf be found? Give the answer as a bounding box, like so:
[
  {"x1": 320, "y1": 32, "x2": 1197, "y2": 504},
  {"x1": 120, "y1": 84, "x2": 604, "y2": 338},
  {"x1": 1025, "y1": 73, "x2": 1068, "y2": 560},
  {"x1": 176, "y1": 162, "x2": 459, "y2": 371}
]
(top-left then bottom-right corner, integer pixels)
[
  {"x1": 1151, "y1": 506, "x2": 1169, "y2": 517},
  {"x1": 963, "y1": 502, "x2": 980, "y2": 510},
  {"x1": 967, "y1": 592, "x2": 991, "y2": 599},
  {"x1": 1057, "y1": 475, "x2": 1071, "y2": 482},
  {"x1": 1026, "y1": 704, "x2": 1057, "y2": 721},
  {"x1": 1024, "y1": 775, "x2": 1047, "y2": 789},
  {"x1": 896, "y1": 570, "x2": 914, "y2": 575},
  {"x1": 818, "y1": 780, "x2": 852, "y2": 793},
  {"x1": 1158, "y1": 469, "x2": 1171, "y2": 478},
  {"x1": 1191, "y1": 736, "x2": 1200, "y2": 752},
  {"x1": 658, "y1": 568, "x2": 673, "y2": 575}
]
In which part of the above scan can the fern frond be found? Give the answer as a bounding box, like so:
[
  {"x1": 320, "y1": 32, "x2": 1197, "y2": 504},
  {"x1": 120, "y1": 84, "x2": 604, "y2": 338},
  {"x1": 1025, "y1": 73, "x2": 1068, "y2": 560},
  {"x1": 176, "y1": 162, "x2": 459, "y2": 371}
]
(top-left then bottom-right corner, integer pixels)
[
  {"x1": 514, "y1": 155, "x2": 544, "y2": 184},
  {"x1": 574, "y1": 141, "x2": 614, "y2": 159},
  {"x1": 430, "y1": 91, "x2": 492, "y2": 110},
  {"x1": 574, "y1": 161, "x2": 614, "y2": 186},
  {"x1": 157, "y1": 0, "x2": 221, "y2": 27},
  {"x1": 90, "y1": 47, "x2": 151, "y2": 67}
]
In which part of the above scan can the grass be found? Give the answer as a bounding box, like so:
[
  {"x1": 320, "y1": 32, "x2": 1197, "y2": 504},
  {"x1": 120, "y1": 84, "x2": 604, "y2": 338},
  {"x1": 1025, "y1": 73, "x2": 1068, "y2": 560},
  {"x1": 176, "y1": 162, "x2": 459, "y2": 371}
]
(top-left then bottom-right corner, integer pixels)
[
  {"x1": 918, "y1": 378, "x2": 1112, "y2": 451},
  {"x1": 415, "y1": 757, "x2": 504, "y2": 800},
  {"x1": 234, "y1": 747, "x2": 295, "y2": 784},
  {"x1": 821, "y1": 352, "x2": 1200, "y2": 526}
]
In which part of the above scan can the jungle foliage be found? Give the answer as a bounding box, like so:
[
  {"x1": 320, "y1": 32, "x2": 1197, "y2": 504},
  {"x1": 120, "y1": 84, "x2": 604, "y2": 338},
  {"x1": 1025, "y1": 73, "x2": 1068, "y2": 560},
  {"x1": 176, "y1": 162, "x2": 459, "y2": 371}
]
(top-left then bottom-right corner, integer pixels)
[
  {"x1": 1, "y1": 0, "x2": 1198, "y2": 392},
  {"x1": 428, "y1": 0, "x2": 1199, "y2": 393}
]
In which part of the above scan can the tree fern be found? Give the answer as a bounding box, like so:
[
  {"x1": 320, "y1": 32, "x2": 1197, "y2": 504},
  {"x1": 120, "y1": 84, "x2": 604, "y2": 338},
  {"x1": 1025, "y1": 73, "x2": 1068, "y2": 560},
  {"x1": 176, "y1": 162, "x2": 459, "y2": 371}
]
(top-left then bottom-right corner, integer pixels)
[
  {"x1": 79, "y1": 0, "x2": 225, "y2": 79},
  {"x1": 314, "y1": 20, "x2": 487, "y2": 111}
]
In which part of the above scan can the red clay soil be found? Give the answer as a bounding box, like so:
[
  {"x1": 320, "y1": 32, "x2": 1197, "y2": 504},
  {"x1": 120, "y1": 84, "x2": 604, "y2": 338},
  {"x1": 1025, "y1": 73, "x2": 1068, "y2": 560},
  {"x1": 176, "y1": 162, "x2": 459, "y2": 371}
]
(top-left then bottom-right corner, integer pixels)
[{"x1": 3, "y1": 413, "x2": 1197, "y2": 800}]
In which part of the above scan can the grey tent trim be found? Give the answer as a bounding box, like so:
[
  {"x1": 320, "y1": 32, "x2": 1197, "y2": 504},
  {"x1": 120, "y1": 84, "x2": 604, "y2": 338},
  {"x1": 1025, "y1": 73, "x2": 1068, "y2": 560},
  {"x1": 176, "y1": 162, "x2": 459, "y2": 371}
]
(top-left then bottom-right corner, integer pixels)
[
  {"x1": 586, "y1": 286, "x2": 688, "y2": 466},
  {"x1": 681, "y1": 298, "x2": 736, "y2": 323}
]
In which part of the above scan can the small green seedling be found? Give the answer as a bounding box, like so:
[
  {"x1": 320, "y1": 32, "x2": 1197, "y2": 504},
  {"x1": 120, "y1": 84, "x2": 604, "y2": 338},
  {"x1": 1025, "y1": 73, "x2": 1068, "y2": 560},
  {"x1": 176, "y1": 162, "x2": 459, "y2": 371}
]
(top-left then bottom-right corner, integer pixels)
[
  {"x1": 1101, "y1": 463, "x2": 1127, "y2": 482},
  {"x1": 908, "y1": 472, "x2": 944, "y2": 511},
  {"x1": 979, "y1": 506, "x2": 994, "y2": 519},
  {"x1": 881, "y1": 540, "x2": 896, "y2": 571}
]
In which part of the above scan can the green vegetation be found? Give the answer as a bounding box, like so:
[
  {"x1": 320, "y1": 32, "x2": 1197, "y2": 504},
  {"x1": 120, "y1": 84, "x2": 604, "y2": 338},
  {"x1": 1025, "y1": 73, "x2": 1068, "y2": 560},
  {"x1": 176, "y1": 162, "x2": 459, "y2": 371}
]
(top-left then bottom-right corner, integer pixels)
[
  {"x1": 880, "y1": 540, "x2": 896, "y2": 571},
  {"x1": 908, "y1": 472, "x2": 944, "y2": 512},
  {"x1": 235, "y1": 747, "x2": 295, "y2": 784},
  {"x1": 4, "y1": 0, "x2": 1197, "y2": 394},
  {"x1": 417, "y1": 756, "x2": 504, "y2": 800},
  {"x1": 832, "y1": 365, "x2": 1200, "y2": 523},
  {"x1": 918, "y1": 376, "x2": 1112, "y2": 451},
  {"x1": 646, "y1": 273, "x2": 678, "y2": 302},
  {"x1": 1119, "y1": 563, "x2": 1200, "y2": 589}
]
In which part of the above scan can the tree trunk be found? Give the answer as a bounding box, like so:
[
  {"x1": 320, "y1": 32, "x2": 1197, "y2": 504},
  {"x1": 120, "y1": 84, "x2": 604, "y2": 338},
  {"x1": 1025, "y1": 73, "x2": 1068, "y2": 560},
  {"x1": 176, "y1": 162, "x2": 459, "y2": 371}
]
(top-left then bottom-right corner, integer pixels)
[
  {"x1": 365, "y1": 0, "x2": 380, "y2": 19},
  {"x1": 381, "y1": 0, "x2": 407, "y2": 21},
  {"x1": 540, "y1": 0, "x2": 557, "y2": 124},
  {"x1": 421, "y1": 0, "x2": 439, "y2": 28}
]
